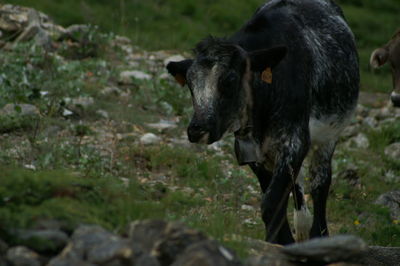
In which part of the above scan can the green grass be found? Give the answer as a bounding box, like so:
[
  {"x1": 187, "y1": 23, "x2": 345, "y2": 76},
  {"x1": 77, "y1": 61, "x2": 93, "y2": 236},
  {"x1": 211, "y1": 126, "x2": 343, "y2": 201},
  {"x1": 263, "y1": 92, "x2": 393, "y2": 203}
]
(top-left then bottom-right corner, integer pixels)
[{"x1": 1, "y1": 0, "x2": 400, "y2": 256}]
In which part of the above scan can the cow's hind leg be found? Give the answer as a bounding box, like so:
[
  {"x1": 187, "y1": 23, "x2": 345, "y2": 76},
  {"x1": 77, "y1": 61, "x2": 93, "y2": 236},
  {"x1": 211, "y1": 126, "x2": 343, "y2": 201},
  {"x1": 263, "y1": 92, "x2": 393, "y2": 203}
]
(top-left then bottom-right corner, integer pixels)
[
  {"x1": 293, "y1": 167, "x2": 312, "y2": 242},
  {"x1": 309, "y1": 141, "x2": 336, "y2": 238}
]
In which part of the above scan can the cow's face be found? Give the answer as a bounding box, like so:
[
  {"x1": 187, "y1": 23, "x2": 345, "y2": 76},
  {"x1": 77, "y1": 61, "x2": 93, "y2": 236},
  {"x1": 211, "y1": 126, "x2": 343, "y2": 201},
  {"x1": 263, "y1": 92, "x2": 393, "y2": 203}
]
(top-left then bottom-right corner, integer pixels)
[
  {"x1": 167, "y1": 38, "x2": 286, "y2": 144},
  {"x1": 370, "y1": 31, "x2": 400, "y2": 107}
]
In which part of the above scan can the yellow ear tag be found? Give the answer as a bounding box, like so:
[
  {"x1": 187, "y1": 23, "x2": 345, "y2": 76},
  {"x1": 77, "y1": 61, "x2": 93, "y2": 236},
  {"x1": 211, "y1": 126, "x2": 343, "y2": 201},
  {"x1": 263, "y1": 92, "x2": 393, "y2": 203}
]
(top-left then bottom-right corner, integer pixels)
[{"x1": 261, "y1": 67, "x2": 272, "y2": 84}]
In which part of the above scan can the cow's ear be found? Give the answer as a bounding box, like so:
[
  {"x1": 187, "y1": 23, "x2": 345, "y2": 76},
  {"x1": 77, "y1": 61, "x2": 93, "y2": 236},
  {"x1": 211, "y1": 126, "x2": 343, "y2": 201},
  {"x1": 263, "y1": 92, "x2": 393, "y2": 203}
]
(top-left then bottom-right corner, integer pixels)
[
  {"x1": 166, "y1": 59, "x2": 193, "y2": 86},
  {"x1": 249, "y1": 46, "x2": 287, "y2": 72},
  {"x1": 370, "y1": 48, "x2": 389, "y2": 68}
]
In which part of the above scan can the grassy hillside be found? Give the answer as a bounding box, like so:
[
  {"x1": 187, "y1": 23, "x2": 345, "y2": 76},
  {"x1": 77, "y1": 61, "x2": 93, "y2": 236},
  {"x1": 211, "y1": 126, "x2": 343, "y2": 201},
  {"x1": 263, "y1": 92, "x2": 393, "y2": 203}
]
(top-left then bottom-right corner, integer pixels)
[
  {"x1": 11, "y1": 0, "x2": 400, "y2": 94},
  {"x1": 1, "y1": 0, "x2": 399, "y2": 256}
]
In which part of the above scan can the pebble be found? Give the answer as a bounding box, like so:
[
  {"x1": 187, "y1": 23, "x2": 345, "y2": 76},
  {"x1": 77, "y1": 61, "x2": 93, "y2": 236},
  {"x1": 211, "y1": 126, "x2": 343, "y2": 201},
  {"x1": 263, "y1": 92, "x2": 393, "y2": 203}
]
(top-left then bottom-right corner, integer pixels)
[
  {"x1": 119, "y1": 70, "x2": 152, "y2": 84},
  {"x1": 140, "y1": 133, "x2": 161, "y2": 145},
  {"x1": 384, "y1": 142, "x2": 400, "y2": 160}
]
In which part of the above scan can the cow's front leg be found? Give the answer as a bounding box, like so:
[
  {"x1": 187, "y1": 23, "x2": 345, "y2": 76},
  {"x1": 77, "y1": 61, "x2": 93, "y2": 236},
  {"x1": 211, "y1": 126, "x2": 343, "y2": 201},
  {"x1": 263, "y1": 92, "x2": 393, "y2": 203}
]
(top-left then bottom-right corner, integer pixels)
[
  {"x1": 249, "y1": 162, "x2": 293, "y2": 244},
  {"x1": 261, "y1": 137, "x2": 309, "y2": 244}
]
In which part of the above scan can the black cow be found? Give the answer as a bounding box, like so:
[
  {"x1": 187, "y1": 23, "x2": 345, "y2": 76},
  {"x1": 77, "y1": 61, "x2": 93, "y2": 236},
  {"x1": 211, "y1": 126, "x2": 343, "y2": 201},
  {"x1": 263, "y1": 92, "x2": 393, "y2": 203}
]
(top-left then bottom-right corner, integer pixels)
[
  {"x1": 167, "y1": 0, "x2": 359, "y2": 244},
  {"x1": 370, "y1": 29, "x2": 400, "y2": 107}
]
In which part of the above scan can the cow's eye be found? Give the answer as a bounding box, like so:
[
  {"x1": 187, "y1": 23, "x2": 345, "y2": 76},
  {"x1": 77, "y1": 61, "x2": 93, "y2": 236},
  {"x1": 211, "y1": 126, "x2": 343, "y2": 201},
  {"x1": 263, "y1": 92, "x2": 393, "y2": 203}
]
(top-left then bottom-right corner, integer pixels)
[{"x1": 219, "y1": 72, "x2": 238, "y2": 89}]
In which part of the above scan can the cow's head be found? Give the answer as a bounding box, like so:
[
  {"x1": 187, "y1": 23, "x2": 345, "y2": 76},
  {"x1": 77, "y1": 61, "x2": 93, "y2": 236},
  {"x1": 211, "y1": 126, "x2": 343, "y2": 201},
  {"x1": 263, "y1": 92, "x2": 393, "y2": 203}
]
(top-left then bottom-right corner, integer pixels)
[
  {"x1": 370, "y1": 30, "x2": 400, "y2": 107},
  {"x1": 167, "y1": 37, "x2": 286, "y2": 144}
]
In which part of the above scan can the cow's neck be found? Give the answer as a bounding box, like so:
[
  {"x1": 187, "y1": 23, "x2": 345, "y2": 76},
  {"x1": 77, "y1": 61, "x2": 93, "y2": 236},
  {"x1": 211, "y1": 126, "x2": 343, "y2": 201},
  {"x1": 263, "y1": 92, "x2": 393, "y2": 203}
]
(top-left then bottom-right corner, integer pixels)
[{"x1": 234, "y1": 62, "x2": 261, "y2": 165}]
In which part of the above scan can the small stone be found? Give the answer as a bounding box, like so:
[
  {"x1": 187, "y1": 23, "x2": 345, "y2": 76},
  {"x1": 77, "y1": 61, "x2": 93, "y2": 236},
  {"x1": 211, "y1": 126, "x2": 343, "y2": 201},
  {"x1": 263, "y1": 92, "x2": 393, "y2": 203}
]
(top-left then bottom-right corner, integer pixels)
[
  {"x1": 362, "y1": 117, "x2": 378, "y2": 128},
  {"x1": 101, "y1": 86, "x2": 122, "y2": 96},
  {"x1": 62, "y1": 108, "x2": 73, "y2": 116},
  {"x1": 140, "y1": 133, "x2": 161, "y2": 145},
  {"x1": 96, "y1": 109, "x2": 109, "y2": 119},
  {"x1": 114, "y1": 35, "x2": 132, "y2": 45},
  {"x1": 6, "y1": 246, "x2": 41, "y2": 266},
  {"x1": 146, "y1": 120, "x2": 177, "y2": 131},
  {"x1": 119, "y1": 70, "x2": 151, "y2": 84},
  {"x1": 71, "y1": 97, "x2": 94, "y2": 108},
  {"x1": 384, "y1": 142, "x2": 400, "y2": 161},
  {"x1": 375, "y1": 191, "x2": 400, "y2": 220},
  {"x1": 241, "y1": 205, "x2": 255, "y2": 211},
  {"x1": 383, "y1": 171, "x2": 400, "y2": 183},
  {"x1": 349, "y1": 133, "x2": 369, "y2": 149},
  {"x1": 355, "y1": 104, "x2": 369, "y2": 118},
  {"x1": 243, "y1": 218, "x2": 257, "y2": 226}
]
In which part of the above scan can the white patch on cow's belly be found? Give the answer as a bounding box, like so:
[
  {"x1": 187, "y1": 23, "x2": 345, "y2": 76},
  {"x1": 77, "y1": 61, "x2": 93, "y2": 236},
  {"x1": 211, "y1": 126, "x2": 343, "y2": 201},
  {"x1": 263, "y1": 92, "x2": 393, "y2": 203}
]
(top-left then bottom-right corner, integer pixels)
[{"x1": 309, "y1": 115, "x2": 349, "y2": 145}]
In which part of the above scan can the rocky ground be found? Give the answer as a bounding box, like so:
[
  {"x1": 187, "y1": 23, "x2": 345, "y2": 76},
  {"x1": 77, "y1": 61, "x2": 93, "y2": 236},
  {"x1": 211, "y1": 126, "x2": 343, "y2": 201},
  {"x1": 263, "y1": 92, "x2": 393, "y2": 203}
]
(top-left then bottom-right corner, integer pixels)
[{"x1": 0, "y1": 4, "x2": 400, "y2": 266}]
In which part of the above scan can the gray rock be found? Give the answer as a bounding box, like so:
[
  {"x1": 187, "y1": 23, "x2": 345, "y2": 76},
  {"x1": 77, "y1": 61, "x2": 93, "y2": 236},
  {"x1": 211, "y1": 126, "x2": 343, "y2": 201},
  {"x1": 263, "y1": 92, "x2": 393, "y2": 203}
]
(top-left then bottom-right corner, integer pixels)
[
  {"x1": 245, "y1": 255, "x2": 296, "y2": 266},
  {"x1": 171, "y1": 240, "x2": 241, "y2": 266},
  {"x1": 119, "y1": 70, "x2": 151, "y2": 84},
  {"x1": 133, "y1": 254, "x2": 160, "y2": 266},
  {"x1": 357, "y1": 246, "x2": 400, "y2": 266},
  {"x1": 86, "y1": 238, "x2": 131, "y2": 264},
  {"x1": 51, "y1": 225, "x2": 132, "y2": 264},
  {"x1": 282, "y1": 235, "x2": 367, "y2": 264},
  {"x1": 152, "y1": 222, "x2": 208, "y2": 266},
  {"x1": 375, "y1": 191, "x2": 400, "y2": 220},
  {"x1": 47, "y1": 257, "x2": 95, "y2": 266},
  {"x1": 140, "y1": 133, "x2": 161, "y2": 145},
  {"x1": 241, "y1": 237, "x2": 282, "y2": 257},
  {"x1": 384, "y1": 142, "x2": 400, "y2": 161},
  {"x1": 15, "y1": 229, "x2": 68, "y2": 254},
  {"x1": 0, "y1": 238, "x2": 8, "y2": 255},
  {"x1": 6, "y1": 246, "x2": 41, "y2": 266},
  {"x1": 0, "y1": 104, "x2": 39, "y2": 117},
  {"x1": 128, "y1": 220, "x2": 169, "y2": 253}
]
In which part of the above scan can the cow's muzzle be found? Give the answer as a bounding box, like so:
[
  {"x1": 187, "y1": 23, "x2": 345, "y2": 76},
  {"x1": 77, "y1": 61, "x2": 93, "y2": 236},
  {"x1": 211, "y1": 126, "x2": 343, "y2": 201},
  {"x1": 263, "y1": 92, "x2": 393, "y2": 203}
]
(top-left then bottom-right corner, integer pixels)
[
  {"x1": 187, "y1": 122, "x2": 210, "y2": 144},
  {"x1": 391, "y1": 92, "x2": 400, "y2": 107}
]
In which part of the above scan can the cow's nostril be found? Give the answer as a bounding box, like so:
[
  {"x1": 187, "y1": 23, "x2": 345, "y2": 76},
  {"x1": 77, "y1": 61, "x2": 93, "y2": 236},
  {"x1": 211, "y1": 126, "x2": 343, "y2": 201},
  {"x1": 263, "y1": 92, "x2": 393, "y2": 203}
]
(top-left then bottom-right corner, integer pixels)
[{"x1": 187, "y1": 123, "x2": 208, "y2": 143}]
